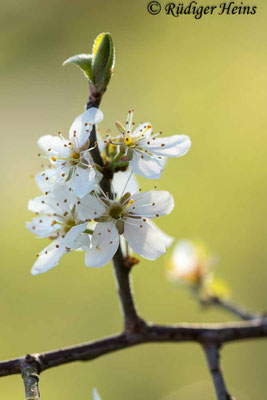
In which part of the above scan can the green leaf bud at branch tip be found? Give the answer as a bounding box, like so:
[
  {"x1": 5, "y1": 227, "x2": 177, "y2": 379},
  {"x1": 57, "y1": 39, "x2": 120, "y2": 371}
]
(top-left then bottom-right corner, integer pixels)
[
  {"x1": 63, "y1": 32, "x2": 115, "y2": 95},
  {"x1": 92, "y1": 32, "x2": 115, "y2": 94}
]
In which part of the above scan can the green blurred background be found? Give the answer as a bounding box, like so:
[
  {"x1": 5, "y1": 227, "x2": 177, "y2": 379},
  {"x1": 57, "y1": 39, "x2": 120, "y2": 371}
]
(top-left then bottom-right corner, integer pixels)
[{"x1": 1, "y1": 0, "x2": 267, "y2": 398}]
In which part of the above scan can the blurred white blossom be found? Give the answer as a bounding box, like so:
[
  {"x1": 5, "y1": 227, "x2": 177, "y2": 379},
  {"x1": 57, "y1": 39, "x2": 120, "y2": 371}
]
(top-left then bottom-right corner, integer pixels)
[
  {"x1": 167, "y1": 240, "x2": 213, "y2": 285},
  {"x1": 167, "y1": 240, "x2": 229, "y2": 297}
]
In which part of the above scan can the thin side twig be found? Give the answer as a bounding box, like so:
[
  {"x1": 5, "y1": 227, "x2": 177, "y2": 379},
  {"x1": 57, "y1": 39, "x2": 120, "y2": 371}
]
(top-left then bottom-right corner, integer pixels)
[
  {"x1": 199, "y1": 296, "x2": 261, "y2": 321},
  {"x1": 203, "y1": 345, "x2": 234, "y2": 400}
]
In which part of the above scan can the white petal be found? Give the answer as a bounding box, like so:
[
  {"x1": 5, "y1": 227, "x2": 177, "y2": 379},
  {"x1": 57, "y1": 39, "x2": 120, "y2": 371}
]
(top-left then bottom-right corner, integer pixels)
[
  {"x1": 69, "y1": 108, "x2": 104, "y2": 149},
  {"x1": 31, "y1": 238, "x2": 66, "y2": 275},
  {"x1": 131, "y1": 122, "x2": 152, "y2": 138},
  {"x1": 82, "y1": 151, "x2": 103, "y2": 184},
  {"x1": 112, "y1": 170, "x2": 139, "y2": 198},
  {"x1": 92, "y1": 388, "x2": 101, "y2": 400},
  {"x1": 73, "y1": 233, "x2": 91, "y2": 251},
  {"x1": 28, "y1": 196, "x2": 56, "y2": 214},
  {"x1": 119, "y1": 235, "x2": 133, "y2": 257},
  {"x1": 76, "y1": 194, "x2": 107, "y2": 220},
  {"x1": 51, "y1": 183, "x2": 78, "y2": 205},
  {"x1": 85, "y1": 222, "x2": 119, "y2": 268},
  {"x1": 35, "y1": 166, "x2": 71, "y2": 190},
  {"x1": 123, "y1": 219, "x2": 165, "y2": 260},
  {"x1": 148, "y1": 221, "x2": 174, "y2": 248},
  {"x1": 141, "y1": 135, "x2": 191, "y2": 157},
  {"x1": 85, "y1": 108, "x2": 104, "y2": 125},
  {"x1": 128, "y1": 191, "x2": 174, "y2": 218},
  {"x1": 38, "y1": 135, "x2": 71, "y2": 157},
  {"x1": 70, "y1": 166, "x2": 97, "y2": 198},
  {"x1": 63, "y1": 222, "x2": 88, "y2": 248},
  {"x1": 35, "y1": 169, "x2": 58, "y2": 194},
  {"x1": 129, "y1": 150, "x2": 163, "y2": 179},
  {"x1": 28, "y1": 194, "x2": 69, "y2": 216},
  {"x1": 26, "y1": 216, "x2": 60, "y2": 238}
]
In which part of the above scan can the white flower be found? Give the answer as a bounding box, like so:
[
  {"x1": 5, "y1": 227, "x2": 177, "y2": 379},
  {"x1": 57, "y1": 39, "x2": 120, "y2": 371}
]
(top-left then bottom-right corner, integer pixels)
[
  {"x1": 108, "y1": 110, "x2": 191, "y2": 179},
  {"x1": 76, "y1": 187, "x2": 174, "y2": 268},
  {"x1": 37, "y1": 108, "x2": 103, "y2": 198},
  {"x1": 92, "y1": 388, "x2": 101, "y2": 400},
  {"x1": 168, "y1": 240, "x2": 213, "y2": 284},
  {"x1": 113, "y1": 170, "x2": 174, "y2": 251},
  {"x1": 26, "y1": 185, "x2": 90, "y2": 275}
]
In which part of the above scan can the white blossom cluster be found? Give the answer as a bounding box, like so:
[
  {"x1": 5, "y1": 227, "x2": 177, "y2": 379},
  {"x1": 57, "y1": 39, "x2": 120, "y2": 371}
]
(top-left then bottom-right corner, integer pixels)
[{"x1": 27, "y1": 108, "x2": 191, "y2": 275}]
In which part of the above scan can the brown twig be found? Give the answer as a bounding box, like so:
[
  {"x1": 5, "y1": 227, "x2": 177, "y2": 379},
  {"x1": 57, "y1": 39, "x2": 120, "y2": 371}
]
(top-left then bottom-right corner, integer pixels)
[
  {"x1": 199, "y1": 295, "x2": 261, "y2": 321},
  {"x1": 20, "y1": 355, "x2": 41, "y2": 400},
  {"x1": 203, "y1": 345, "x2": 234, "y2": 400},
  {"x1": 1, "y1": 318, "x2": 267, "y2": 378},
  {"x1": 112, "y1": 246, "x2": 146, "y2": 332}
]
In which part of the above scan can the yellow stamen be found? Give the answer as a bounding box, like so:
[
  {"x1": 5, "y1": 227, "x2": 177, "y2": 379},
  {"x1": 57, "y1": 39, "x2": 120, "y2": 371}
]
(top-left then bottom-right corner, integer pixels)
[{"x1": 123, "y1": 199, "x2": 134, "y2": 212}]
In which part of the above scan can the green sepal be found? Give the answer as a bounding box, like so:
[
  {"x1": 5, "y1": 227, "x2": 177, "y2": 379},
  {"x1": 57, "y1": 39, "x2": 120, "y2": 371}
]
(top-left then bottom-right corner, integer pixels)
[
  {"x1": 63, "y1": 54, "x2": 93, "y2": 81},
  {"x1": 120, "y1": 192, "x2": 131, "y2": 204},
  {"x1": 94, "y1": 216, "x2": 110, "y2": 222},
  {"x1": 83, "y1": 229, "x2": 94, "y2": 235},
  {"x1": 100, "y1": 198, "x2": 111, "y2": 207},
  {"x1": 106, "y1": 143, "x2": 118, "y2": 159},
  {"x1": 116, "y1": 220, "x2": 124, "y2": 235},
  {"x1": 127, "y1": 148, "x2": 134, "y2": 161},
  {"x1": 65, "y1": 168, "x2": 74, "y2": 182}
]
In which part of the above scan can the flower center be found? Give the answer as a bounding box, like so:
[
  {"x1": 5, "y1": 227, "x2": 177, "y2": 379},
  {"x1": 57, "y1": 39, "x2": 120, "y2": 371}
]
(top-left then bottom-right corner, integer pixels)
[
  {"x1": 123, "y1": 135, "x2": 136, "y2": 147},
  {"x1": 64, "y1": 219, "x2": 76, "y2": 233},
  {"x1": 109, "y1": 204, "x2": 123, "y2": 219},
  {"x1": 70, "y1": 152, "x2": 80, "y2": 165}
]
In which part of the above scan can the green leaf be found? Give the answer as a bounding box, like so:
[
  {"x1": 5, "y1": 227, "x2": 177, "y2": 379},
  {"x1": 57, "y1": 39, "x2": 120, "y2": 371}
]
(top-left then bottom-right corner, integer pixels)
[
  {"x1": 63, "y1": 54, "x2": 93, "y2": 80},
  {"x1": 91, "y1": 32, "x2": 115, "y2": 93}
]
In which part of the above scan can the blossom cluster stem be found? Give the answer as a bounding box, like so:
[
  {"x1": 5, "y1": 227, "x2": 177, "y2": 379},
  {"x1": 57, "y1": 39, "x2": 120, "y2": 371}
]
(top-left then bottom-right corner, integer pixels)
[
  {"x1": 112, "y1": 245, "x2": 146, "y2": 332},
  {"x1": 86, "y1": 87, "x2": 144, "y2": 333}
]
